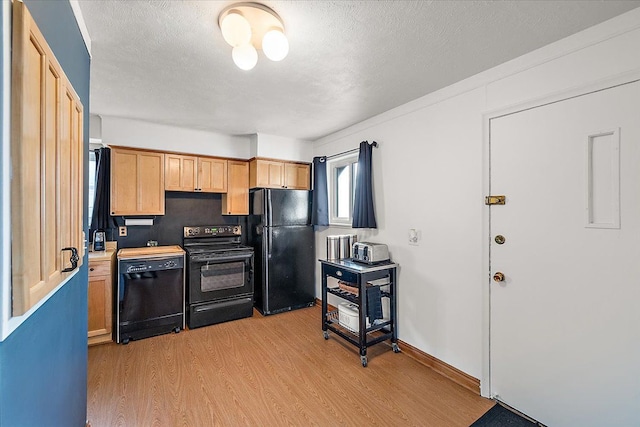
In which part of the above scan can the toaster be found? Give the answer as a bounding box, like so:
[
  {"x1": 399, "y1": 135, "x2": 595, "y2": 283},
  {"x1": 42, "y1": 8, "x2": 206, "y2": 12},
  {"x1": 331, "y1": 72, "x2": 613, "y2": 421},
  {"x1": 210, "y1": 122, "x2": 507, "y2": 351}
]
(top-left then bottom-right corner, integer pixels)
[{"x1": 352, "y1": 242, "x2": 389, "y2": 264}]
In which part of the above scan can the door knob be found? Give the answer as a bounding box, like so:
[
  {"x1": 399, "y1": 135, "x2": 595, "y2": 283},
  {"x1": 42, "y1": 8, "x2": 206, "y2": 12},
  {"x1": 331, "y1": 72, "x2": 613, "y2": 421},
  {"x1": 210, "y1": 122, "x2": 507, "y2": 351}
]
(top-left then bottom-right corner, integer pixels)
[{"x1": 493, "y1": 272, "x2": 505, "y2": 282}]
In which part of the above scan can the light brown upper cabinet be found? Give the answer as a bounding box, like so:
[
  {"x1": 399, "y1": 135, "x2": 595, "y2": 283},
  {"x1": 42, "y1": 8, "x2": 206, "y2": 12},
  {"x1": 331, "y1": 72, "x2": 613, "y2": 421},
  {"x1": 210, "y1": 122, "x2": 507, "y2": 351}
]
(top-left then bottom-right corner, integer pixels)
[
  {"x1": 223, "y1": 161, "x2": 249, "y2": 215},
  {"x1": 284, "y1": 163, "x2": 311, "y2": 190},
  {"x1": 165, "y1": 153, "x2": 196, "y2": 191},
  {"x1": 11, "y1": 1, "x2": 84, "y2": 315},
  {"x1": 165, "y1": 154, "x2": 228, "y2": 193},
  {"x1": 199, "y1": 157, "x2": 228, "y2": 193},
  {"x1": 249, "y1": 158, "x2": 311, "y2": 190},
  {"x1": 111, "y1": 147, "x2": 165, "y2": 215}
]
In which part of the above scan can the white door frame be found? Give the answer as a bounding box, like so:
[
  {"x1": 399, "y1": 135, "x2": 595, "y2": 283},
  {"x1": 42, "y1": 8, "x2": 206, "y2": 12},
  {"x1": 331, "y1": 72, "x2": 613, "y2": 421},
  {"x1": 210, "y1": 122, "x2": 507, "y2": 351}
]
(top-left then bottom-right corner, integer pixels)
[{"x1": 480, "y1": 68, "x2": 640, "y2": 398}]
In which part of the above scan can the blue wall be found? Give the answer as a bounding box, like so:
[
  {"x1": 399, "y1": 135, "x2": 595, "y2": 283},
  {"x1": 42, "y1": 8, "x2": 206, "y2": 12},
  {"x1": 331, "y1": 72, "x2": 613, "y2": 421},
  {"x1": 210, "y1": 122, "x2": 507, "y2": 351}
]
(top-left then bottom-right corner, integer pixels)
[{"x1": 0, "y1": 1, "x2": 90, "y2": 426}]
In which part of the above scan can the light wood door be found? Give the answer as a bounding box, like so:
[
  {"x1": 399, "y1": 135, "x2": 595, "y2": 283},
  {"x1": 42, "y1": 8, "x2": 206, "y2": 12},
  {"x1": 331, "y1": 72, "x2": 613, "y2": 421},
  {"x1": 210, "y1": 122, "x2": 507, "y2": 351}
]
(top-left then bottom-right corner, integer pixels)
[
  {"x1": 284, "y1": 163, "x2": 310, "y2": 189},
  {"x1": 11, "y1": 1, "x2": 84, "y2": 315},
  {"x1": 223, "y1": 161, "x2": 249, "y2": 215},
  {"x1": 165, "y1": 154, "x2": 196, "y2": 192},
  {"x1": 111, "y1": 148, "x2": 165, "y2": 215},
  {"x1": 198, "y1": 157, "x2": 227, "y2": 193},
  {"x1": 489, "y1": 81, "x2": 640, "y2": 426},
  {"x1": 88, "y1": 260, "x2": 113, "y2": 345}
]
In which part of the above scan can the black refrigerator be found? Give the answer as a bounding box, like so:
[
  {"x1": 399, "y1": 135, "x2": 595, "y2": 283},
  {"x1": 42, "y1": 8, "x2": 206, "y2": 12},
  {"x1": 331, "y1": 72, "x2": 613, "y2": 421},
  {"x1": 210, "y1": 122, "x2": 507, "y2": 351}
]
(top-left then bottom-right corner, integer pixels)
[{"x1": 248, "y1": 188, "x2": 316, "y2": 315}]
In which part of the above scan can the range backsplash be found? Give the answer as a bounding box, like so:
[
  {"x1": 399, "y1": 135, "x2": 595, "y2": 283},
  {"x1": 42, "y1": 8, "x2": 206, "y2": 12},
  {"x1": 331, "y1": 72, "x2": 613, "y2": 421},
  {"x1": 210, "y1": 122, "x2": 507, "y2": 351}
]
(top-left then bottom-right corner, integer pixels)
[{"x1": 110, "y1": 192, "x2": 247, "y2": 249}]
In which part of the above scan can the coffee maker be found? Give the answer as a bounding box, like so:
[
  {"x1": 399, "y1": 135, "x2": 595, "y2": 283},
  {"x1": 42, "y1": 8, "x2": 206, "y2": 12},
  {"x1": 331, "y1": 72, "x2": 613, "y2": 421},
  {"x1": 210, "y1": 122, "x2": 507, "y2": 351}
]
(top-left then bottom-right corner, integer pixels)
[{"x1": 93, "y1": 229, "x2": 106, "y2": 252}]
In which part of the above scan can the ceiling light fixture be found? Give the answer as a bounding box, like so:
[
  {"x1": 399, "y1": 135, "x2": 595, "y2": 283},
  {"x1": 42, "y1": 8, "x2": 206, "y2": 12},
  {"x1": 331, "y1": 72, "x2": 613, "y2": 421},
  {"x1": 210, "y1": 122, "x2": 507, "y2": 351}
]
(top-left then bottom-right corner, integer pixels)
[{"x1": 218, "y1": 2, "x2": 289, "y2": 71}]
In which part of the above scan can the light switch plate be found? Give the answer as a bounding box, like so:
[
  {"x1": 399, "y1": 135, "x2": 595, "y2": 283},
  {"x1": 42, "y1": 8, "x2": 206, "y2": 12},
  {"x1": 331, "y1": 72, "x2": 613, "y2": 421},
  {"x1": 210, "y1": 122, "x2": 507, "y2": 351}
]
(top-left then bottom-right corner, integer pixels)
[
  {"x1": 409, "y1": 228, "x2": 421, "y2": 246},
  {"x1": 119, "y1": 226, "x2": 127, "y2": 237}
]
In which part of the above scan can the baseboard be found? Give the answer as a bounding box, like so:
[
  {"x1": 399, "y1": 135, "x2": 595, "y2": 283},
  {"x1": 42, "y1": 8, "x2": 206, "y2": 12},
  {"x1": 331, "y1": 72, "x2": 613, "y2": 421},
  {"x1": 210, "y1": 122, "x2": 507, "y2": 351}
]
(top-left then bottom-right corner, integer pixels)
[
  {"x1": 398, "y1": 340, "x2": 480, "y2": 394},
  {"x1": 315, "y1": 298, "x2": 481, "y2": 395}
]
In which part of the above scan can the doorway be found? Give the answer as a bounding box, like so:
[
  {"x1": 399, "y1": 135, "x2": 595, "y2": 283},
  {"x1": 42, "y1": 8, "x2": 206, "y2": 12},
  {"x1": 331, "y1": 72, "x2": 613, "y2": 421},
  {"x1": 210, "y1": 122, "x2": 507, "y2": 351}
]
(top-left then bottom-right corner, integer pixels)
[{"x1": 488, "y1": 79, "x2": 640, "y2": 426}]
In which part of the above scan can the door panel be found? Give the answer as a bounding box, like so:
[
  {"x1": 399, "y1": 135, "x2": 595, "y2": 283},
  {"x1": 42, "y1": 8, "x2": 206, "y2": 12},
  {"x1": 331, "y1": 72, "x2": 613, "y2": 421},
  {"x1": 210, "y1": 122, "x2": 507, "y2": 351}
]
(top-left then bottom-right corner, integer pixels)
[
  {"x1": 111, "y1": 150, "x2": 138, "y2": 214},
  {"x1": 284, "y1": 163, "x2": 310, "y2": 189},
  {"x1": 10, "y1": 1, "x2": 84, "y2": 314},
  {"x1": 489, "y1": 81, "x2": 640, "y2": 426},
  {"x1": 222, "y1": 160, "x2": 248, "y2": 215},
  {"x1": 138, "y1": 152, "x2": 164, "y2": 213},
  {"x1": 265, "y1": 189, "x2": 311, "y2": 226},
  {"x1": 264, "y1": 225, "x2": 315, "y2": 313},
  {"x1": 199, "y1": 157, "x2": 227, "y2": 193}
]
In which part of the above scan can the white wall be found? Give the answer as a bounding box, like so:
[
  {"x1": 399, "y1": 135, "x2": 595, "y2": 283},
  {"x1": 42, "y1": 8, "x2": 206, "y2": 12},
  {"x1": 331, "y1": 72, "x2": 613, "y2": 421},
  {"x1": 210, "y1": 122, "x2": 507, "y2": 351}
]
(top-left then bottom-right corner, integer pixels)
[
  {"x1": 313, "y1": 8, "x2": 640, "y2": 382},
  {"x1": 101, "y1": 115, "x2": 252, "y2": 159},
  {"x1": 89, "y1": 114, "x2": 102, "y2": 140},
  {"x1": 100, "y1": 116, "x2": 314, "y2": 162},
  {"x1": 253, "y1": 133, "x2": 313, "y2": 162}
]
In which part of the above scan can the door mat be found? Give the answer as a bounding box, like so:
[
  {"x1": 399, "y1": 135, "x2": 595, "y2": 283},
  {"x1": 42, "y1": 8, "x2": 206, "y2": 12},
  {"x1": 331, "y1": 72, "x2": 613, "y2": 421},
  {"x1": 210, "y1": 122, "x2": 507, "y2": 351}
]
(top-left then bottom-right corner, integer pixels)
[{"x1": 470, "y1": 403, "x2": 541, "y2": 426}]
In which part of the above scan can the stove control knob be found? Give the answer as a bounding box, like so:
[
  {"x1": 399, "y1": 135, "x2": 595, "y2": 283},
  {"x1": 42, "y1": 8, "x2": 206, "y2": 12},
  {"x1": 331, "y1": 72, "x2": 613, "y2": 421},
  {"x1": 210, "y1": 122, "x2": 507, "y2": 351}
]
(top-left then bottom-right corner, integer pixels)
[
  {"x1": 233, "y1": 226, "x2": 240, "y2": 234},
  {"x1": 165, "y1": 260, "x2": 176, "y2": 268}
]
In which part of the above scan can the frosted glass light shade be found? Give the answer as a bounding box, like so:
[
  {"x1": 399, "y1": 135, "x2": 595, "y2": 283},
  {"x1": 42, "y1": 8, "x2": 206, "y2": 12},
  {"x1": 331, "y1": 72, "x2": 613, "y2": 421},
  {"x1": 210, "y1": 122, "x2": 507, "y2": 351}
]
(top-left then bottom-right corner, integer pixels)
[
  {"x1": 220, "y1": 11, "x2": 251, "y2": 47},
  {"x1": 262, "y1": 29, "x2": 289, "y2": 61},
  {"x1": 232, "y1": 44, "x2": 258, "y2": 70}
]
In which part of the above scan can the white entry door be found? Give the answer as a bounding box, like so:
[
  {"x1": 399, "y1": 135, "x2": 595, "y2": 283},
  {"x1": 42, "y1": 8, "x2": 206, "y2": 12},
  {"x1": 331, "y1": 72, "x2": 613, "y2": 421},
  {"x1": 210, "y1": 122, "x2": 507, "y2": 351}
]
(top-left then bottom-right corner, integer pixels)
[{"x1": 489, "y1": 80, "x2": 640, "y2": 426}]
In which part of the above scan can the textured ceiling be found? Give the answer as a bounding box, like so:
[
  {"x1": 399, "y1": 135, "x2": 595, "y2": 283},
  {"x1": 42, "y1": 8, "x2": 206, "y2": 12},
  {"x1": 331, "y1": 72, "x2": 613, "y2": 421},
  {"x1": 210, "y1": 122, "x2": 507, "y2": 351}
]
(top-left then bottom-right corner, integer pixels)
[{"x1": 78, "y1": 0, "x2": 640, "y2": 141}]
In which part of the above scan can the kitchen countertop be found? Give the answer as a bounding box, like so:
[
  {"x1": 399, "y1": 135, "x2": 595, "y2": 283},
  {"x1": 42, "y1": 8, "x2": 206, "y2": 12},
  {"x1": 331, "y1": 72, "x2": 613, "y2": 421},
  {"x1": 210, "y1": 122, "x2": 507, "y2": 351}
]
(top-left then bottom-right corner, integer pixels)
[
  {"x1": 117, "y1": 245, "x2": 185, "y2": 259},
  {"x1": 88, "y1": 241, "x2": 117, "y2": 262}
]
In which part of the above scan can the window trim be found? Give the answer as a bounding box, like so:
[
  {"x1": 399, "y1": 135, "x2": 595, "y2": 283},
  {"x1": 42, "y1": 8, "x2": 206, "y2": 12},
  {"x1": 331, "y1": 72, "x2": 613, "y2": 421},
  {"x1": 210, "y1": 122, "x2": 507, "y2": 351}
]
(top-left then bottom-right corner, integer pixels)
[{"x1": 327, "y1": 152, "x2": 359, "y2": 226}]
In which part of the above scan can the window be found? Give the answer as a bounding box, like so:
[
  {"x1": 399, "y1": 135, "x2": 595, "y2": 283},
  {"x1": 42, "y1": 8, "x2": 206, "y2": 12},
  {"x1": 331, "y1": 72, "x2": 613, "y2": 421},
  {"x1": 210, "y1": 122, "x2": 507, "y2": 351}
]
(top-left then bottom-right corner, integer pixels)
[
  {"x1": 327, "y1": 153, "x2": 358, "y2": 226},
  {"x1": 88, "y1": 149, "x2": 97, "y2": 224}
]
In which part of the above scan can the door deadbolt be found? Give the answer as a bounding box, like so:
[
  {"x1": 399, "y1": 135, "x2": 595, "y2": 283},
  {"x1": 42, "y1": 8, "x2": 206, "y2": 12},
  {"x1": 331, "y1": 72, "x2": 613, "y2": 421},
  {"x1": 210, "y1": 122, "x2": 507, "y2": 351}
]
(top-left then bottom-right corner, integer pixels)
[
  {"x1": 493, "y1": 272, "x2": 505, "y2": 282},
  {"x1": 494, "y1": 235, "x2": 505, "y2": 245}
]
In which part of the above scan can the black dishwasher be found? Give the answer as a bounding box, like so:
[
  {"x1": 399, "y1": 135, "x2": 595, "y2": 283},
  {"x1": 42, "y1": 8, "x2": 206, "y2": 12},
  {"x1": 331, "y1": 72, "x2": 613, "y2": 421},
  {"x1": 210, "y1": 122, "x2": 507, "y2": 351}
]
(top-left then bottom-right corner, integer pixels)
[{"x1": 116, "y1": 249, "x2": 185, "y2": 344}]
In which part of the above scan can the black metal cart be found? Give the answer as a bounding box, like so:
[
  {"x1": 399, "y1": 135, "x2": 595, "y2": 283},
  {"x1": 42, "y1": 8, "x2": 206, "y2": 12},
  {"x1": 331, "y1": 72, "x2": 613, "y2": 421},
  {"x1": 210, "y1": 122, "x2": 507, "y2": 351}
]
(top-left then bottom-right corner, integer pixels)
[{"x1": 320, "y1": 258, "x2": 399, "y2": 367}]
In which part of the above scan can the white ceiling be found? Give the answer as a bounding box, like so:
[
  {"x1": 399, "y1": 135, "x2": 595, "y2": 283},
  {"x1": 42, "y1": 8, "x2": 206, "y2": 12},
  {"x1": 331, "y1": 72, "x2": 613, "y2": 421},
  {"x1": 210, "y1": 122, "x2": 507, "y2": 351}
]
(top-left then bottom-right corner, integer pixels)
[{"x1": 78, "y1": 0, "x2": 640, "y2": 141}]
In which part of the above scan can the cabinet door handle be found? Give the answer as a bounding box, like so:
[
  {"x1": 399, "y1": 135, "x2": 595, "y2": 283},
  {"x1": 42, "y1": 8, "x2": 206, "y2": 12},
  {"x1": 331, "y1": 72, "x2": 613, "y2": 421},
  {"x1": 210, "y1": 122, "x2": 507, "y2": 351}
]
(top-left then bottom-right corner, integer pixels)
[
  {"x1": 89, "y1": 267, "x2": 95, "y2": 272},
  {"x1": 61, "y1": 247, "x2": 79, "y2": 272}
]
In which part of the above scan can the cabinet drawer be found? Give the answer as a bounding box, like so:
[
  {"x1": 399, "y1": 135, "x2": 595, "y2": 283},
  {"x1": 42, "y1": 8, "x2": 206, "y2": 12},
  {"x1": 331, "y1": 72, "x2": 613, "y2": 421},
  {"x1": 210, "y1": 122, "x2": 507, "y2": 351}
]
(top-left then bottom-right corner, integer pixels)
[
  {"x1": 323, "y1": 264, "x2": 358, "y2": 284},
  {"x1": 88, "y1": 261, "x2": 111, "y2": 277}
]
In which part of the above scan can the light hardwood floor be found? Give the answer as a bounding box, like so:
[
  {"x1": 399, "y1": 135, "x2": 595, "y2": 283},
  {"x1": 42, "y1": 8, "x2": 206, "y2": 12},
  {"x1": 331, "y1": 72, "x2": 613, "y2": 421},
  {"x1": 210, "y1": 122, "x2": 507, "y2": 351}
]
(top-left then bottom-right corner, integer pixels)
[{"x1": 87, "y1": 306, "x2": 493, "y2": 426}]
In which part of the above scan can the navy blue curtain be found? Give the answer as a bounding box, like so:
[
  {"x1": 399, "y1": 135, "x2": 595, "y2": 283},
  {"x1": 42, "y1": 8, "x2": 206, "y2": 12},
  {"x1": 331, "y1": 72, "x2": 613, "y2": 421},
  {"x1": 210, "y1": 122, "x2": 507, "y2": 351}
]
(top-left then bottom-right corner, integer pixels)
[
  {"x1": 352, "y1": 141, "x2": 377, "y2": 228},
  {"x1": 311, "y1": 156, "x2": 329, "y2": 226},
  {"x1": 89, "y1": 147, "x2": 116, "y2": 239}
]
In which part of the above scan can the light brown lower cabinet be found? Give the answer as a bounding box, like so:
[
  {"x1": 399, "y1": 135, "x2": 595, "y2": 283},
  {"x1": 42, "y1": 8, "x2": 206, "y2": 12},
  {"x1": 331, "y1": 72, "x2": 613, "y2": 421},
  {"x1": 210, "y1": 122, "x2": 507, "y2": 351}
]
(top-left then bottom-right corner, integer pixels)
[
  {"x1": 88, "y1": 255, "x2": 115, "y2": 346},
  {"x1": 222, "y1": 160, "x2": 249, "y2": 215}
]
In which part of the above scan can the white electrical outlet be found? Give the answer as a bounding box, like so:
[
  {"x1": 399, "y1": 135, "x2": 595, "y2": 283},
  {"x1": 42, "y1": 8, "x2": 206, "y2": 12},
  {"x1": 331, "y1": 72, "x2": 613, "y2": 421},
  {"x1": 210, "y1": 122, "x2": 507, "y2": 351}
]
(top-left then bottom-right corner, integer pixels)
[
  {"x1": 119, "y1": 226, "x2": 127, "y2": 237},
  {"x1": 409, "y1": 228, "x2": 421, "y2": 246}
]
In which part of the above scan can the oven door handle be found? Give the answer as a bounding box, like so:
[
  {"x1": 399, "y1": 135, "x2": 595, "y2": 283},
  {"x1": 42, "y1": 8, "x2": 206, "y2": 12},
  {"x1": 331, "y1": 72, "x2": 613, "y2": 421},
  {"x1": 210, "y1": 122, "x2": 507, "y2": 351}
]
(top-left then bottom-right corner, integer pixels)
[{"x1": 199, "y1": 253, "x2": 254, "y2": 263}]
